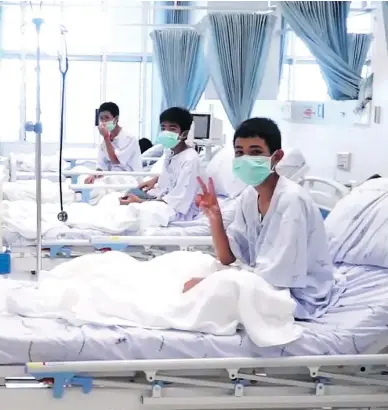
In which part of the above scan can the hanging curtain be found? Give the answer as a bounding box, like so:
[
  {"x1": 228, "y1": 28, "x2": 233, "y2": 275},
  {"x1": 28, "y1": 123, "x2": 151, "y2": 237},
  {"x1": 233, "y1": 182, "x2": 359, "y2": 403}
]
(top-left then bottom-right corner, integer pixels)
[
  {"x1": 281, "y1": 1, "x2": 371, "y2": 100},
  {"x1": 278, "y1": 16, "x2": 288, "y2": 84},
  {"x1": 347, "y1": 33, "x2": 372, "y2": 76},
  {"x1": 0, "y1": 5, "x2": 3, "y2": 53},
  {"x1": 156, "y1": 1, "x2": 191, "y2": 25},
  {"x1": 150, "y1": 28, "x2": 208, "y2": 110},
  {"x1": 382, "y1": 1, "x2": 388, "y2": 53},
  {"x1": 152, "y1": 2, "x2": 192, "y2": 140},
  {"x1": 206, "y1": 13, "x2": 276, "y2": 129}
]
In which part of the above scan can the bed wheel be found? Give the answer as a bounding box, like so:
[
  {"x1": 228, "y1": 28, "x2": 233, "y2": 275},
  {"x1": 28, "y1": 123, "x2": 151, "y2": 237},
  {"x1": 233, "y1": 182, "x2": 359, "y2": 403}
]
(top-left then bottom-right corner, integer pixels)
[{"x1": 31, "y1": 270, "x2": 36, "y2": 275}]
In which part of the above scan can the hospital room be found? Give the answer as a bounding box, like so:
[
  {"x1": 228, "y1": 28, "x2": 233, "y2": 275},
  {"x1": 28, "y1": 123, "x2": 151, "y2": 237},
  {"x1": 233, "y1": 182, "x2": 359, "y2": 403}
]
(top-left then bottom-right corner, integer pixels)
[{"x1": 1, "y1": 0, "x2": 388, "y2": 408}]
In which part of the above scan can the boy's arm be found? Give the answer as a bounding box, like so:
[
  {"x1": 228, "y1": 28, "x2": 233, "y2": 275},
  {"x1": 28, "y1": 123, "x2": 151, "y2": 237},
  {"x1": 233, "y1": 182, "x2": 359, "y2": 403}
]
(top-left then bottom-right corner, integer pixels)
[{"x1": 208, "y1": 212, "x2": 236, "y2": 265}]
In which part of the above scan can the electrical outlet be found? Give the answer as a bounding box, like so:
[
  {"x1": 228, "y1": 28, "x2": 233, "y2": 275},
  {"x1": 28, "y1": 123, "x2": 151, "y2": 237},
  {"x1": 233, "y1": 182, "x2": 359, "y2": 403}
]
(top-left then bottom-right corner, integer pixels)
[{"x1": 336, "y1": 152, "x2": 351, "y2": 171}]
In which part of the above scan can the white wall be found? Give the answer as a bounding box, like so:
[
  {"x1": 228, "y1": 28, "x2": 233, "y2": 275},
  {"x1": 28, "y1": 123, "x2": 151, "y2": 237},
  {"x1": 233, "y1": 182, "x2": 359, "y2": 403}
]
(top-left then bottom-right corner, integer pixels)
[
  {"x1": 203, "y1": 3, "x2": 388, "y2": 186},
  {"x1": 259, "y1": 4, "x2": 388, "y2": 185}
]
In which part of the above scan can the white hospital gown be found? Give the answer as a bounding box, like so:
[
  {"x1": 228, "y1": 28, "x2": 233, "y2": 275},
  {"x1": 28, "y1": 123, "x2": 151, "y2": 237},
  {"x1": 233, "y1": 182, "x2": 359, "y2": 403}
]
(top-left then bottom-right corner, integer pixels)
[
  {"x1": 227, "y1": 177, "x2": 346, "y2": 320},
  {"x1": 150, "y1": 148, "x2": 200, "y2": 221},
  {"x1": 97, "y1": 130, "x2": 143, "y2": 172}
]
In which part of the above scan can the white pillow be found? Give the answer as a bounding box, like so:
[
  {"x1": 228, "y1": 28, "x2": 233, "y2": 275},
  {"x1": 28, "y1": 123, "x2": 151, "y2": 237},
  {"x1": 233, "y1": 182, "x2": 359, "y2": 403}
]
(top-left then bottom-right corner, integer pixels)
[
  {"x1": 142, "y1": 144, "x2": 164, "y2": 158},
  {"x1": 150, "y1": 153, "x2": 166, "y2": 174},
  {"x1": 276, "y1": 148, "x2": 309, "y2": 182},
  {"x1": 205, "y1": 147, "x2": 247, "y2": 198}
]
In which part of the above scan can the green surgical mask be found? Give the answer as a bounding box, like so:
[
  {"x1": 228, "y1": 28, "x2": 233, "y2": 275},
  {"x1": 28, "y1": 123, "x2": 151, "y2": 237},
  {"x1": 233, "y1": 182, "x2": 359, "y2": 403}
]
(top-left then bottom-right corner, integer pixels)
[
  {"x1": 232, "y1": 155, "x2": 273, "y2": 186},
  {"x1": 105, "y1": 120, "x2": 116, "y2": 133},
  {"x1": 156, "y1": 130, "x2": 180, "y2": 149}
]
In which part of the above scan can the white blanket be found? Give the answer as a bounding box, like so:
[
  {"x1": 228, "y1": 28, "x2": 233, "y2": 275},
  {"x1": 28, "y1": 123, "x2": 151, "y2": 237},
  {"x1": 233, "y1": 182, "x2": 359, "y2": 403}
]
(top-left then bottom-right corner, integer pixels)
[
  {"x1": 3, "y1": 180, "x2": 74, "y2": 203},
  {"x1": 2, "y1": 173, "x2": 138, "y2": 205},
  {"x1": 16, "y1": 153, "x2": 70, "y2": 172},
  {"x1": 2, "y1": 195, "x2": 175, "y2": 239},
  {"x1": 2, "y1": 251, "x2": 302, "y2": 347}
]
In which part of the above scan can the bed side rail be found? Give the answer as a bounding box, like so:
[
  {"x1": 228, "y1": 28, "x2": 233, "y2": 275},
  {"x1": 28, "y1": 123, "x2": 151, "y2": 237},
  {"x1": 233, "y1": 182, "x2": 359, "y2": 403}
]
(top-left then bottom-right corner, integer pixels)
[{"x1": 23, "y1": 354, "x2": 388, "y2": 403}]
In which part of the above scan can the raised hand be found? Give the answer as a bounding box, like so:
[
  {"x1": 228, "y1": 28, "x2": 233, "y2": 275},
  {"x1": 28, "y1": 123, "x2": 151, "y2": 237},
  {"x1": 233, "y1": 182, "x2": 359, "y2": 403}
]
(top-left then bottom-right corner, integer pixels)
[
  {"x1": 195, "y1": 177, "x2": 221, "y2": 220},
  {"x1": 84, "y1": 175, "x2": 95, "y2": 184},
  {"x1": 98, "y1": 123, "x2": 110, "y2": 140}
]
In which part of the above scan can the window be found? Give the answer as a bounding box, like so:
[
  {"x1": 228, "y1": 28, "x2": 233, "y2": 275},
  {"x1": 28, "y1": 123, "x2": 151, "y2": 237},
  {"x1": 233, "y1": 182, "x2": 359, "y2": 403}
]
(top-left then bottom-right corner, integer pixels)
[
  {"x1": 65, "y1": 61, "x2": 102, "y2": 144},
  {"x1": 105, "y1": 3, "x2": 144, "y2": 54},
  {"x1": 25, "y1": 59, "x2": 62, "y2": 143},
  {"x1": 106, "y1": 62, "x2": 142, "y2": 136},
  {"x1": 279, "y1": 7, "x2": 373, "y2": 101},
  {"x1": 62, "y1": 5, "x2": 104, "y2": 55},
  {"x1": 0, "y1": 1, "x2": 152, "y2": 144},
  {"x1": 0, "y1": 59, "x2": 22, "y2": 141}
]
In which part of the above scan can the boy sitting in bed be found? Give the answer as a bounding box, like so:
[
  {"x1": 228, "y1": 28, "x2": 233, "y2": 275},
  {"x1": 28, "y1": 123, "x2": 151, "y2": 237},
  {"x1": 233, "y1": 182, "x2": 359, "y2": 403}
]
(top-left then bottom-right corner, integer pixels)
[
  {"x1": 183, "y1": 117, "x2": 346, "y2": 320},
  {"x1": 119, "y1": 107, "x2": 200, "y2": 222}
]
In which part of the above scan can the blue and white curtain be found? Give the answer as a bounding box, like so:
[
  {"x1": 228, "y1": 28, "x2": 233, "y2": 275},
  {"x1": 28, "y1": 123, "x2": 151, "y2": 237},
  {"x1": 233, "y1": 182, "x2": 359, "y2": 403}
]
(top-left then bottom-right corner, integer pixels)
[
  {"x1": 0, "y1": 5, "x2": 2, "y2": 53},
  {"x1": 156, "y1": 1, "x2": 191, "y2": 25},
  {"x1": 206, "y1": 13, "x2": 276, "y2": 129},
  {"x1": 278, "y1": 16, "x2": 288, "y2": 84},
  {"x1": 150, "y1": 28, "x2": 208, "y2": 110},
  {"x1": 382, "y1": 1, "x2": 388, "y2": 53},
  {"x1": 152, "y1": 2, "x2": 193, "y2": 139},
  {"x1": 281, "y1": 1, "x2": 372, "y2": 100}
]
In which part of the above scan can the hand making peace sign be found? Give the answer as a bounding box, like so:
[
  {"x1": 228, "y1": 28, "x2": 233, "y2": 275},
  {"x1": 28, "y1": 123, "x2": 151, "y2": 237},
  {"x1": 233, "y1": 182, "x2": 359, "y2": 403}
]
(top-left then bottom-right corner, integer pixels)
[{"x1": 195, "y1": 177, "x2": 222, "y2": 220}]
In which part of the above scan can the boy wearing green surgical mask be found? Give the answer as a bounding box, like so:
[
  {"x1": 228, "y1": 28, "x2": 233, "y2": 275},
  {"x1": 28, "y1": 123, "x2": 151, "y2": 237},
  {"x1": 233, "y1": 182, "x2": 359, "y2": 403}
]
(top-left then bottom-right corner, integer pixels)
[
  {"x1": 120, "y1": 107, "x2": 200, "y2": 222},
  {"x1": 84, "y1": 102, "x2": 142, "y2": 184},
  {"x1": 183, "y1": 117, "x2": 345, "y2": 323}
]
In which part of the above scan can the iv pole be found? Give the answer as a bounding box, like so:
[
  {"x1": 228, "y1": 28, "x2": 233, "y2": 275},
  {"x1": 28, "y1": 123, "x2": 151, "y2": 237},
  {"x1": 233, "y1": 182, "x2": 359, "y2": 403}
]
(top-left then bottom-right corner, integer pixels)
[
  {"x1": 25, "y1": 14, "x2": 69, "y2": 278},
  {"x1": 25, "y1": 17, "x2": 44, "y2": 278}
]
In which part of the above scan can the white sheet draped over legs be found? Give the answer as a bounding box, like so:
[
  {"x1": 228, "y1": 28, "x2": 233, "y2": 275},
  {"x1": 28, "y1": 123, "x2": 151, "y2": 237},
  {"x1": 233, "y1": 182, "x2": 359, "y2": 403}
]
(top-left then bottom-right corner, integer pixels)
[{"x1": 2, "y1": 251, "x2": 302, "y2": 348}]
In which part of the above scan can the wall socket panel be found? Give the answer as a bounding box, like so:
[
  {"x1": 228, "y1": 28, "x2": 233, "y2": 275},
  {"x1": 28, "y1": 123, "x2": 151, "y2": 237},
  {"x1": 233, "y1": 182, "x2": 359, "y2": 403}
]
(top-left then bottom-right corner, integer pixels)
[{"x1": 336, "y1": 152, "x2": 352, "y2": 171}]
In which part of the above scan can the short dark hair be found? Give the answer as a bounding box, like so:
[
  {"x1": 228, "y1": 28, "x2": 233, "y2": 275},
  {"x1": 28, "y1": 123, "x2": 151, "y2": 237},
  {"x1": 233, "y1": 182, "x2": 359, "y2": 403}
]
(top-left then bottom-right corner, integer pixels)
[
  {"x1": 159, "y1": 107, "x2": 193, "y2": 132},
  {"x1": 139, "y1": 138, "x2": 153, "y2": 154},
  {"x1": 99, "y1": 102, "x2": 119, "y2": 117},
  {"x1": 233, "y1": 117, "x2": 281, "y2": 154}
]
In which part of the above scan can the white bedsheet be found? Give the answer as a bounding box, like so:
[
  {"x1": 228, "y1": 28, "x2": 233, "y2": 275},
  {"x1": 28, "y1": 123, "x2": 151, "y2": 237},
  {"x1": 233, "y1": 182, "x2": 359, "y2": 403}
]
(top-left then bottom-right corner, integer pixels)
[
  {"x1": 148, "y1": 197, "x2": 237, "y2": 236},
  {"x1": 2, "y1": 251, "x2": 302, "y2": 348},
  {"x1": 3, "y1": 180, "x2": 74, "y2": 203},
  {"x1": 16, "y1": 153, "x2": 70, "y2": 172},
  {"x1": 2, "y1": 194, "x2": 175, "y2": 240},
  {"x1": 2, "y1": 173, "x2": 138, "y2": 205}
]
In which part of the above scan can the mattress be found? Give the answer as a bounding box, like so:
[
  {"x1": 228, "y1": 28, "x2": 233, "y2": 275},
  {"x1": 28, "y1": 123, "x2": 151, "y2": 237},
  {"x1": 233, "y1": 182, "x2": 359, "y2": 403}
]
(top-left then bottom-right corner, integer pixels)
[
  {"x1": 4, "y1": 197, "x2": 236, "y2": 248},
  {"x1": 0, "y1": 265, "x2": 387, "y2": 364},
  {"x1": 16, "y1": 171, "x2": 62, "y2": 182},
  {"x1": 149, "y1": 197, "x2": 237, "y2": 236}
]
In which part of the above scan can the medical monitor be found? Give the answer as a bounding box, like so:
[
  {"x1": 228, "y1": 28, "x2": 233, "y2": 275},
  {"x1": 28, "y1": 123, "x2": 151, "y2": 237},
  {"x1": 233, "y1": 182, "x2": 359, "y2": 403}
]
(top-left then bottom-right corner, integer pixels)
[{"x1": 191, "y1": 113, "x2": 223, "y2": 146}]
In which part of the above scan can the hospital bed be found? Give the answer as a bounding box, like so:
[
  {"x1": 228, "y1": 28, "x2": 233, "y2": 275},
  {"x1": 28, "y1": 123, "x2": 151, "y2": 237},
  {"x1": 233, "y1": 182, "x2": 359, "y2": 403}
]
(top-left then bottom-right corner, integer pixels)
[
  {"x1": 3, "y1": 176, "x2": 346, "y2": 266},
  {"x1": 2, "y1": 179, "x2": 387, "y2": 410},
  {"x1": 1, "y1": 262, "x2": 388, "y2": 409},
  {"x1": 8, "y1": 151, "x2": 97, "y2": 182},
  {"x1": 299, "y1": 176, "x2": 350, "y2": 218},
  {"x1": 8, "y1": 148, "x2": 164, "y2": 182}
]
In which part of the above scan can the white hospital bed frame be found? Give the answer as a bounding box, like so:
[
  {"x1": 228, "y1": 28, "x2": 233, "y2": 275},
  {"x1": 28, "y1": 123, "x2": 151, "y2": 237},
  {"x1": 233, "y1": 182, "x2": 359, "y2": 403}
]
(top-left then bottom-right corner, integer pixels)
[
  {"x1": 8, "y1": 152, "x2": 98, "y2": 182},
  {"x1": 8, "y1": 152, "x2": 159, "y2": 183},
  {"x1": 6, "y1": 176, "x2": 348, "y2": 261},
  {"x1": 1, "y1": 353, "x2": 388, "y2": 409},
  {"x1": 299, "y1": 176, "x2": 349, "y2": 212},
  {"x1": 3, "y1": 175, "x2": 388, "y2": 408}
]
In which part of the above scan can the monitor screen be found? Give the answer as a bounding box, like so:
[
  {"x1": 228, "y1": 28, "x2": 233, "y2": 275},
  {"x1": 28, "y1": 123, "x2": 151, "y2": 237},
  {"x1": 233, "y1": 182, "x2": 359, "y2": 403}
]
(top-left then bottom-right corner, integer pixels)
[{"x1": 192, "y1": 114, "x2": 211, "y2": 139}]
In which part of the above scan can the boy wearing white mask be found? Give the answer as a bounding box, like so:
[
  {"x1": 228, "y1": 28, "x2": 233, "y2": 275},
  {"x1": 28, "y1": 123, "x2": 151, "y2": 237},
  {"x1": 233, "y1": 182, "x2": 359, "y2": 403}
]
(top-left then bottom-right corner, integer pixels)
[
  {"x1": 120, "y1": 107, "x2": 200, "y2": 222},
  {"x1": 183, "y1": 117, "x2": 346, "y2": 320},
  {"x1": 84, "y1": 102, "x2": 142, "y2": 184}
]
